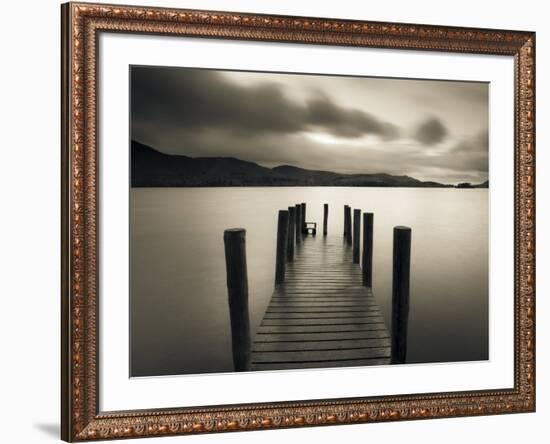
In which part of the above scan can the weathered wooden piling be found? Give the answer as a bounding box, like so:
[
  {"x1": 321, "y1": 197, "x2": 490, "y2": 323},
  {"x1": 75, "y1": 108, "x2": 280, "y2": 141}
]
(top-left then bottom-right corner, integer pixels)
[
  {"x1": 343, "y1": 205, "x2": 349, "y2": 237},
  {"x1": 275, "y1": 210, "x2": 289, "y2": 285},
  {"x1": 344, "y1": 205, "x2": 352, "y2": 245},
  {"x1": 287, "y1": 206, "x2": 296, "y2": 261},
  {"x1": 391, "y1": 226, "x2": 412, "y2": 364},
  {"x1": 295, "y1": 204, "x2": 302, "y2": 245},
  {"x1": 323, "y1": 204, "x2": 328, "y2": 236},
  {"x1": 223, "y1": 228, "x2": 251, "y2": 372},
  {"x1": 362, "y1": 213, "x2": 374, "y2": 287},
  {"x1": 353, "y1": 209, "x2": 361, "y2": 263},
  {"x1": 301, "y1": 203, "x2": 307, "y2": 233}
]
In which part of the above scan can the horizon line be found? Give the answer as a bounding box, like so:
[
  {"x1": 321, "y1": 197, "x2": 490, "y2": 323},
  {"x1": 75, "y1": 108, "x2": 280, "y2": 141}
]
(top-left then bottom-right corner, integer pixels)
[{"x1": 131, "y1": 139, "x2": 488, "y2": 187}]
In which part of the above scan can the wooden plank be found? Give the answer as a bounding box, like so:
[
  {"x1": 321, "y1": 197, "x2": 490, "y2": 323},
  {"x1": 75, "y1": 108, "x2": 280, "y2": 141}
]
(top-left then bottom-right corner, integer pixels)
[
  {"x1": 285, "y1": 271, "x2": 360, "y2": 273},
  {"x1": 269, "y1": 298, "x2": 375, "y2": 302},
  {"x1": 284, "y1": 270, "x2": 363, "y2": 273},
  {"x1": 273, "y1": 292, "x2": 372, "y2": 296},
  {"x1": 267, "y1": 303, "x2": 377, "y2": 310},
  {"x1": 287, "y1": 260, "x2": 357, "y2": 263},
  {"x1": 283, "y1": 274, "x2": 364, "y2": 278},
  {"x1": 250, "y1": 358, "x2": 390, "y2": 371},
  {"x1": 254, "y1": 330, "x2": 390, "y2": 342},
  {"x1": 252, "y1": 347, "x2": 390, "y2": 363},
  {"x1": 266, "y1": 308, "x2": 379, "y2": 314},
  {"x1": 270, "y1": 294, "x2": 372, "y2": 298},
  {"x1": 288, "y1": 266, "x2": 357, "y2": 269},
  {"x1": 262, "y1": 316, "x2": 383, "y2": 326},
  {"x1": 273, "y1": 289, "x2": 373, "y2": 294},
  {"x1": 272, "y1": 293, "x2": 373, "y2": 298},
  {"x1": 266, "y1": 308, "x2": 378, "y2": 314},
  {"x1": 284, "y1": 271, "x2": 362, "y2": 275},
  {"x1": 268, "y1": 300, "x2": 375, "y2": 306},
  {"x1": 272, "y1": 288, "x2": 371, "y2": 293},
  {"x1": 276, "y1": 284, "x2": 372, "y2": 288},
  {"x1": 256, "y1": 324, "x2": 387, "y2": 334},
  {"x1": 273, "y1": 291, "x2": 373, "y2": 296},
  {"x1": 276, "y1": 282, "x2": 367, "y2": 285},
  {"x1": 281, "y1": 280, "x2": 363, "y2": 283},
  {"x1": 263, "y1": 312, "x2": 381, "y2": 319},
  {"x1": 284, "y1": 274, "x2": 362, "y2": 278},
  {"x1": 271, "y1": 298, "x2": 373, "y2": 304},
  {"x1": 275, "y1": 282, "x2": 369, "y2": 286},
  {"x1": 279, "y1": 278, "x2": 365, "y2": 281},
  {"x1": 283, "y1": 280, "x2": 362, "y2": 282},
  {"x1": 270, "y1": 299, "x2": 377, "y2": 305},
  {"x1": 270, "y1": 296, "x2": 373, "y2": 301},
  {"x1": 253, "y1": 338, "x2": 391, "y2": 352}
]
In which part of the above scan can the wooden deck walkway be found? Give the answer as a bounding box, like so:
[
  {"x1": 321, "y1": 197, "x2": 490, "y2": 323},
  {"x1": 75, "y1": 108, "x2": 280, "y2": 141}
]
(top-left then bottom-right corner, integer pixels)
[{"x1": 250, "y1": 236, "x2": 391, "y2": 371}]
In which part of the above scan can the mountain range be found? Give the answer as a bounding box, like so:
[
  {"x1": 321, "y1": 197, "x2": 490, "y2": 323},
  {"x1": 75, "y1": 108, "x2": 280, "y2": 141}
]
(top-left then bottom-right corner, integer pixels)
[{"x1": 131, "y1": 141, "x2": 488, "y2": 189}]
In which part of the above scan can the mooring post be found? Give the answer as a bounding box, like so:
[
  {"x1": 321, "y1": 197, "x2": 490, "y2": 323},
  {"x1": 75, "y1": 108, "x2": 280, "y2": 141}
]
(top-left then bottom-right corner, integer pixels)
[
  {"x1": 223, "y1": 228, "x2": 251, "y2": 372},
  {"x1": 287, "y1": 206, "x2": 296, "y2": 261},
  {"x1": 345, "y1": 206, "x2": 352, "y2": 245},
  {"x1": 295, "y1": 203, "x2": 302, "y2": 245},
  {"x1": 275, "y1": 210, "x2": 289, "y2": 285},
  {"x1": 362, "y1": 213, "x2": 374, "y2": 287},
  {"x1": 301, "y1": 202, "x2": 307, "y2": 234},
  {"x1": 391, "y1": 226, "x2": 412, "y2": 364},
  {"x1": 353, "y1": 209, "x2": 361, "y2": 263},
  {"x1": 323, "y1": 204, "x2": 328, "y2": 236},
  {"x1": 343, "y1": 205, "x2": 349, "y2": 237}
]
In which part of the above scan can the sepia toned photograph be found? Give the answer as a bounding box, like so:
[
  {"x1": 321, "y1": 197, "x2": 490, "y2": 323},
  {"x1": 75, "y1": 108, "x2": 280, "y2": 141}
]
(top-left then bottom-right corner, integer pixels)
[
  {"x1": 130, "y1": 65, "x2": 489, "y2": 377},
  {"x1": 60, "y1": 4, "x2": 536, "y2": 440}
]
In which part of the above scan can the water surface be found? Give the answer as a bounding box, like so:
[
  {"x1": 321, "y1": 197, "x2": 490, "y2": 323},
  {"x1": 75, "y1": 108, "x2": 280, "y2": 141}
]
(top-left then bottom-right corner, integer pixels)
[{"x1": 130, "y1": 187, "x2": 488, "y2": 377}]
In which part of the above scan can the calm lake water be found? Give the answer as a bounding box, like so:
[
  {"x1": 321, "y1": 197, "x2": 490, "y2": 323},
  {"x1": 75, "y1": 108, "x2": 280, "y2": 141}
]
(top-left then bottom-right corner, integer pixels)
[{"x1": 130, "y1": 187, "x2": 488, "y2": 377}]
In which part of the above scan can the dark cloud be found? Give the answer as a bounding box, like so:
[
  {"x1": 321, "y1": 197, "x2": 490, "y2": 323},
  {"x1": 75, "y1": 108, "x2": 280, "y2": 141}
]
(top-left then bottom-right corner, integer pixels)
[
  {"x1": 414, "y1": 117, "x2": 448, "y2": 145},
  {"x1": 131, "y1": 67, "x2": 399, "y2": 142},
  {"x1": 131, "y1": 66, "x2": 488, "y2": 184},
  {"x1": 305, "y1": 97, "x2": 399, "y2": 139},
  {"x1": 446, "y1": 130, "x2": 489, "y2": 172},
  {"x1": 132, "y1": 68, "x2": 303, "y2": 134}
]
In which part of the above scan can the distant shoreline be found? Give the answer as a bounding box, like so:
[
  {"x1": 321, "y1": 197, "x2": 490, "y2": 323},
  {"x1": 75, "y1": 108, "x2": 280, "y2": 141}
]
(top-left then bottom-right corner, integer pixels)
[{"x1": 132, "y1": 140, "x2": 489, "y2": 189}]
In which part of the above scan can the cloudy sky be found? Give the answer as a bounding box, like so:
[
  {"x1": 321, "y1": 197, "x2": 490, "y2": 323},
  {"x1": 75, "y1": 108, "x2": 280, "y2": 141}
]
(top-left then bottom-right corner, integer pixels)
[{"x1": 131, "y1": 66, "x2": 488, "y2": 184}]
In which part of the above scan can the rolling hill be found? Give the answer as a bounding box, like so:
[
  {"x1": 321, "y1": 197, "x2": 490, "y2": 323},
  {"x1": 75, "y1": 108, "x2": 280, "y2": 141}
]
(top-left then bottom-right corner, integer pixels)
[{"x1": 131, "y1": 141, "x2": 485, "y2": 188}]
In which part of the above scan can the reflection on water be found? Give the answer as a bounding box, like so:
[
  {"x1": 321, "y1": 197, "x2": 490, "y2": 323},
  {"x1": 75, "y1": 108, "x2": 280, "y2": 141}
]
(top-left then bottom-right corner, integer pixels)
[{"x1": 130, "y1": 187, "x2": 488, "y2": 377}]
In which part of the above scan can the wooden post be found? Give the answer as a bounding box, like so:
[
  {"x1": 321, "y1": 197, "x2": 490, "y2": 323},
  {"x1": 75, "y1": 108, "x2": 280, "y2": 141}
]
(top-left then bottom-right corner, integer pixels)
[
  {"x1": 343, "y1": 205, "x2": 348, "y2": 237},
  {"x1": 295, "y1": 204, "x2": 302, "y2": 245},
  {"x1": 223, "y1": 228, "x2": 251, "y2": 372},
  {"x1": 362, "y1": 213, "x2": 374, "y2": 287},
  {"x1": 287, "y1": 206, "x2": 296, "y2": 261},
  {"x1": 353, "y1": 209, "x2": 361, "y2": 263},
  {"x1": 275, "y1": 210, "x2": 289, "y2": 285},
  {"x1": 301, "y1": 202, "x2": 306, "y2": 234},
  {"x1": 391, "y1": 226, "x2": 412, "y2": 364},
  {"x1": 344, "y1": 206, "x2": 352, "y2": 245},
  {"x1": 323, "y1": 204, "x2": 328, "y2": 236}
]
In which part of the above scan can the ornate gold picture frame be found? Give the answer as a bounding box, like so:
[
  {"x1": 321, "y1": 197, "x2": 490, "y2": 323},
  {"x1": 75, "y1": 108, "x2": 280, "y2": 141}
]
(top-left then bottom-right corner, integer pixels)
[{"x1": 61, "y1": 2, "x2": 535, "y2": 441}]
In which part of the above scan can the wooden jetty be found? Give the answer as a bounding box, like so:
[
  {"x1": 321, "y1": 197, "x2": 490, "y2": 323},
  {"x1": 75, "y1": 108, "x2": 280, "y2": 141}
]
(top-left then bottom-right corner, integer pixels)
[
  {"x1": 250, "y1": 236, "x2": 391, "y2": 370},
  {"x1": 223, "y1": 203, "x2": 411, "y2": 372}
]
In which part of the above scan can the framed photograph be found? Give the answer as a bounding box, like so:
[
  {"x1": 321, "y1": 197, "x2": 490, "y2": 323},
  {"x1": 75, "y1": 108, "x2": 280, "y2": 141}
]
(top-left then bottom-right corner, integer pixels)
[{"x1": 61, "y1": 2, "x2": 536, "y2": 441}]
